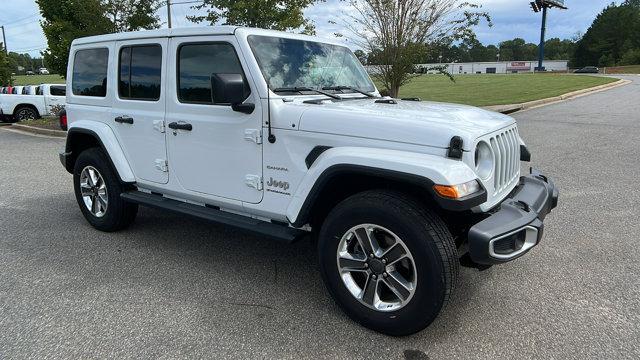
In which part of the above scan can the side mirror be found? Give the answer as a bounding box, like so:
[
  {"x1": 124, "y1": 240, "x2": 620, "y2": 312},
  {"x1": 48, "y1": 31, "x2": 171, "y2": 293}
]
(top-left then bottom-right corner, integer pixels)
[{"x1": 210, "y1": 73, "x2": 254, "y2": 114}]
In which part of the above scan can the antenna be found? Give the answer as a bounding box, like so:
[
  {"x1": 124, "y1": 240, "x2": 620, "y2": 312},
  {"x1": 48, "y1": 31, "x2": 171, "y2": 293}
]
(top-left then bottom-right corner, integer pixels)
[{"x1": 267, "y1": 85, "x2": 276, "y2": 143}]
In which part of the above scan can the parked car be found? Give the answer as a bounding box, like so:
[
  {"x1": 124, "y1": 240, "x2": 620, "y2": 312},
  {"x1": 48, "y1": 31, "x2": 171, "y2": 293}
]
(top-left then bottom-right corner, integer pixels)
[
  {"x1": 11, "y1": 86, "x2": 24, "y2": 95},
  {"x1": 0, "y1": 84, "x2": 67, "y2": 122},
  {"x1": 22, "y1": 85, "x2": 38, "y2": 95},
  {"x1": 1, "y1": 86, "x2": 12, "y2": 94},
  {"x1": 59, "y1": 27, "x2": 558, "y2": 336},
  {"x1": 574, "y1": 66, "x2": 599, "y2": 74},
  {"x1": 58, "y1": 108, "x2": 67, "y2": 131},
  {"x1": 38, "y1": 68, "x2": 50, "y2": 75},
  {"x1": 26, "y1": 70, "x2": 35, "y2": 76}
]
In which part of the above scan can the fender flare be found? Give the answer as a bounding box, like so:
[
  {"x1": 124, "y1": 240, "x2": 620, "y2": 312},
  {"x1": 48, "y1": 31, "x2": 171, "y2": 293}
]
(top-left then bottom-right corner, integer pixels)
[
  {"x1": 65, "y1": 121, "x2": 135, "y2": 183},
  {"x1": 287, "y1": 147, "x2": 486, "y2": 226}
]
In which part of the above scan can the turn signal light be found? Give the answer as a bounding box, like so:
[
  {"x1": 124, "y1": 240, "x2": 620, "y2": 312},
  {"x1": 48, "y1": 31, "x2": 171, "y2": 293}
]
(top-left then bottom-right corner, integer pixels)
[{"x1": 434, "y1": 180, "x2": 481, "y2": 199}]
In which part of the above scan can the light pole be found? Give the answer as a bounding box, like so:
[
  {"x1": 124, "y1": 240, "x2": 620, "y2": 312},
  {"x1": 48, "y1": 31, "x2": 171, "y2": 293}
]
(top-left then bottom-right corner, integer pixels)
[
  {"x1": 167, "y1": 0, "x2": 172, "y2": 29},
  {"x1": 530, "y1": 1, "x2": 567, "y2": 72}
]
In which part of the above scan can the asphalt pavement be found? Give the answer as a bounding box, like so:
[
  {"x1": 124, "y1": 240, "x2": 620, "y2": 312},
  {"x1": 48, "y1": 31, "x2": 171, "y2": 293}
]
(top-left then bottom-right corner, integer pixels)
[{"x1": 1, "y1": 76, "x2": 639, "y2": 359}]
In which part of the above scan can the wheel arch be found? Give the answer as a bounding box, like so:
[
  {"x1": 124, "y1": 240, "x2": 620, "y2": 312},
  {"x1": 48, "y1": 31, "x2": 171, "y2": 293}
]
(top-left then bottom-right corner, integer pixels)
[
  {"x1": 287, "y1": 147, "x2": 487, "y2": 228},
  {"x1": 64, "y1": 122, "x2": 135, "y2": 183}
]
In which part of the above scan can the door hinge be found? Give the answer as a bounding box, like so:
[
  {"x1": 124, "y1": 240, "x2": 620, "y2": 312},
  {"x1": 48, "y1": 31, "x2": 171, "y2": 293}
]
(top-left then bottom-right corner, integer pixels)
[
  {"x1": 153, "y1": 120, "x2": 166, "y2": 133},
  {"x1": 245, "y1": 174, "x2": 263, "y2": 190},
  {"x1": 244, "y1": 129, "x2": 262, "y2": 144},
  {"x1": 155, "y1": 159, "x2": 168, "y2": 172}
]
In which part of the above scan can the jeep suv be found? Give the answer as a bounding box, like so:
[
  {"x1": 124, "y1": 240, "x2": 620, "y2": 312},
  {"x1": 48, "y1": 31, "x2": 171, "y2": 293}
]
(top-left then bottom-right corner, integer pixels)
[{"x1": 59, "y1": 27, "x2": 558, "y2": 336}]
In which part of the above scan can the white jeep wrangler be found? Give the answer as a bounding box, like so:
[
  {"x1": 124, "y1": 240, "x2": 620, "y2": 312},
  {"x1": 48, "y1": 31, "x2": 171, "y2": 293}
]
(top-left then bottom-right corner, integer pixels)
[{"x1": 59, "y1": 27, "x2": 558, "y2": 336}]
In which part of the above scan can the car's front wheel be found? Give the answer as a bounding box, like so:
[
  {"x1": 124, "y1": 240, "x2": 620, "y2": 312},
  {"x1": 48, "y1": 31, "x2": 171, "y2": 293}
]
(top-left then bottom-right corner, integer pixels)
[
  {"x1": 73, "y1": 148, "x2": 138, "y2": 232},
  {"x1": 318, "y1": 190, "x2": 458, "y2": 336}
]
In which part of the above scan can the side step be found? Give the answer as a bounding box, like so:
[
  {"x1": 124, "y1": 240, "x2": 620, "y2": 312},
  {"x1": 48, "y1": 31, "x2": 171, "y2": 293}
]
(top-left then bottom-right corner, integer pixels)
[{"x1": 121, "y1": 191, "x2": 306, "y2": 243}]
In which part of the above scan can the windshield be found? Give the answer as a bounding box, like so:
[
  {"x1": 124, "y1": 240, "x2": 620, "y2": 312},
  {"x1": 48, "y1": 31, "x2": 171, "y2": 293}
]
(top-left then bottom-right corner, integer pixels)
[{"x1": 247, "y1": 35, "x2": 375, "y2": 93}]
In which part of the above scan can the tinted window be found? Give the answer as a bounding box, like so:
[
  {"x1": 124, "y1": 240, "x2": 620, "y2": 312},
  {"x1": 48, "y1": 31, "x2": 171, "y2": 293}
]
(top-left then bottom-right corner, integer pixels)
[
  {"x1": 36, "y1": 86, "x2": 43, "y2": 95},
  {"x1": 50, "y1": 86, "x2": 66, "y2": 96},
  {"x1": 178, "y1": 43, "x2": 248, "y2": 104},
  {"x1": 22, "y1": 87, "x2": 29, "y2": 95},
  {"x1": 72, "y1": 48, "x2": 109, "y2": 97},
  {"x1": 119, "y1": 45, "x2": 162, "y2": 100}
]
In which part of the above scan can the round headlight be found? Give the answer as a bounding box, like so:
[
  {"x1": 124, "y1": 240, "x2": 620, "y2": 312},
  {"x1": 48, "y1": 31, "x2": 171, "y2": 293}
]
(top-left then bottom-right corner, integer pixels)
[{"x1": 475, "y1": 141, "x2": 494, "y2": 180}]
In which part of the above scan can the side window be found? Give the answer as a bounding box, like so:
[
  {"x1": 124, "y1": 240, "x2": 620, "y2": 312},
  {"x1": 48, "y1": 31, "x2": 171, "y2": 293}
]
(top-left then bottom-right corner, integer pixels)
[
  {"x1": 72, "y1": 48, "x2": 109, "y2": 97},
  {"x1": 36, "y1": 86, "x2": 43, "y2": 95},
  {"x1": 119, "y1": 45, "x2": 162, "y2": 101},
  {"x1": 50, "y1": 86, "x2": 66, "y2": 96},
  {"x1": 22, "y1": 88, "x2": 28, "y2": 95},
  {"x1": 178, "y1": 43, "x2": 249, "y2": 104}
]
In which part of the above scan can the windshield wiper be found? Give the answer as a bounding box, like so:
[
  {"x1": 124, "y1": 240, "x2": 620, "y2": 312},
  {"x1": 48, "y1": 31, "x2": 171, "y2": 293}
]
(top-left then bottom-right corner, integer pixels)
[
  {"x1": 322, "y1": 86, "x2": 376, "y2": 98},
  {"x1": 272, "y1": 87, "x2": 342, "y2": 100}
]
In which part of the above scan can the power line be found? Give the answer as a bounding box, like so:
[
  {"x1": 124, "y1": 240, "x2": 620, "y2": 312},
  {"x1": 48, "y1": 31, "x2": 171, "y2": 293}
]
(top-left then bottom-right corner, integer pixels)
[{"x1": 0, "y1": 13, "x2": 40, "y2": 27}]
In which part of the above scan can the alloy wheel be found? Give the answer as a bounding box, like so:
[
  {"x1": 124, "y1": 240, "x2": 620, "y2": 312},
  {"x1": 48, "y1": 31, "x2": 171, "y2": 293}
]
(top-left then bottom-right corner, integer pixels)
[
  {"x1": 79, "y1": 166, "x2": 108, "y2": 217},
  {"x1": 336, "y1": 224, "x2": 417, "y2": 312}
]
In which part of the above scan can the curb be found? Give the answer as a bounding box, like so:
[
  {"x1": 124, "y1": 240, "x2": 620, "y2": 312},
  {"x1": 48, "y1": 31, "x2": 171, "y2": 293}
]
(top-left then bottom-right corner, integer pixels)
[
  {"x1": 11, "y1": 123, "x2": 67, "y2": 137},
  {"x1": 484, "y1": 78, "x2": 631, "y2": 114}
]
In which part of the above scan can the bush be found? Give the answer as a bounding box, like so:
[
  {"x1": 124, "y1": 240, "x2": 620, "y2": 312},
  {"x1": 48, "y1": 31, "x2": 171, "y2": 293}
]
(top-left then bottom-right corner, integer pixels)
[{"x1": 620, "y1": 48, "x2": 640, "y2": 66}]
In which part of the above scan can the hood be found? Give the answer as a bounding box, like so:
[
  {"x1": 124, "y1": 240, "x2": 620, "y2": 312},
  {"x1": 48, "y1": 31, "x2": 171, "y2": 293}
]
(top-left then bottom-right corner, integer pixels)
[{"x1": 283, "y1": 98, "x2": 516, "y2": 151}]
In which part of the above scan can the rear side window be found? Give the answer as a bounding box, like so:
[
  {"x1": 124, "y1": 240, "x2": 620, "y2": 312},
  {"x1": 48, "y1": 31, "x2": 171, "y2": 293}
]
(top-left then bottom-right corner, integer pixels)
[
  {"x1": 72, "y1": 48, "x2": 109, "y2": 97},
  {"x1": 50, "y1": 86, "x2": 66, "y2": 96},
  {"x1": 178, "y1": 43, "x2": 249, "y2": 104},
  {"x1": 119, "y1": 45, "x2": 162, "y2": 101}
]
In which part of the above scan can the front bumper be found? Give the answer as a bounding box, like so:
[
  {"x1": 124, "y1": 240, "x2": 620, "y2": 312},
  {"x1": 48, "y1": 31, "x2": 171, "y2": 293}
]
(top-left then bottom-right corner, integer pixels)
[{"x1": 468, "y1": 168, "x2": 559, "y2": 264}]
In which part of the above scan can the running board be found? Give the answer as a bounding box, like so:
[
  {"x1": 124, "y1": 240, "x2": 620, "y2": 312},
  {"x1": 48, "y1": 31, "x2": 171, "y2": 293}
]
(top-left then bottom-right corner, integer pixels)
[{"x1": 121, "y1": 191, "x2": 306, "y2": 243}]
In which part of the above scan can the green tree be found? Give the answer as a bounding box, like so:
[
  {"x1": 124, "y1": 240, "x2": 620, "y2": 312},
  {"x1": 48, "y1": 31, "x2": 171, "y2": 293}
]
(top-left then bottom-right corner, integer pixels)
[
  {"x1": 345, "y1": 0, "x2": 490, "y2": 97},
  {"x1": 102, "y1": 0, "x2": 162, "y2": 32},
  {"x1": 37, "y1": 0, "x2": 161, "y2": 77},
  {"x1": 0, "y1": 47, "x2": 12, "y2": 85},
  {"x1": 189, "y1": 0, "x2": 323, "y2": 34},
  {"x1": 573, "y1": 1, "x2": 640, "y2": 67}
]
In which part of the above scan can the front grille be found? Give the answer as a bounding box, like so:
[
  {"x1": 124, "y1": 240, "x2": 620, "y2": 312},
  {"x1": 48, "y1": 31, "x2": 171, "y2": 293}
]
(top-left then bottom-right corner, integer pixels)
[{"x1": 489, "y1": 128, "x2": 521, "y2": 193}]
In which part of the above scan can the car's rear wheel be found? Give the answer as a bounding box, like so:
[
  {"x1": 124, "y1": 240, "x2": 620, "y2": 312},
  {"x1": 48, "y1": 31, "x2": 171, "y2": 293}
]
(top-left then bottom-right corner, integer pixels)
[
  {"x1": 73, "y1": 148, "x2": 138, "y2": 232},
  {"x1": 13, "y1": 106, "x2": 38, "y2": 122},
  {"x1": 318, "y1": 190, "x2": 458, "y2": 336}
]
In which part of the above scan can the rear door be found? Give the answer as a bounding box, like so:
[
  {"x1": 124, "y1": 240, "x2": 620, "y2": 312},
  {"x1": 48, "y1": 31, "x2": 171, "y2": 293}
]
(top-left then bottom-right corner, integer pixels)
[{"x1": 111, "y1": 38, "x2": 169, "y2": 184}]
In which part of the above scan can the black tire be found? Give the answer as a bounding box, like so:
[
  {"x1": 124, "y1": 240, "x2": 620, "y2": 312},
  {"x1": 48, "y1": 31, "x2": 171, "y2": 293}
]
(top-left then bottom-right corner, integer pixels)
[
  {"x1": 318, "y1": 190, "x2": 458, "y2": 336},
  {"x1": 73, "y1": 147, "x2": 138, "y2": 232},
  {"x1": 13, "y1": 106, "x2": 38, "y2": 122}
]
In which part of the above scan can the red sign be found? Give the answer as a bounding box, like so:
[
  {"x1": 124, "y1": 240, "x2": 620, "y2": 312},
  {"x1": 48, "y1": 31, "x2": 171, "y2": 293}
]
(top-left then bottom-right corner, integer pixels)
[{"x1": 507, "y1": 62, "x2": 531, "y2": 71}]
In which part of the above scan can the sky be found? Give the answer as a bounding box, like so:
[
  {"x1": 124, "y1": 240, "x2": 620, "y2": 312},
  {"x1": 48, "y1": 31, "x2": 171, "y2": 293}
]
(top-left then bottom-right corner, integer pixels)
[{"x1": 0, "y1": 0, "x2": 619, "y2": 57}]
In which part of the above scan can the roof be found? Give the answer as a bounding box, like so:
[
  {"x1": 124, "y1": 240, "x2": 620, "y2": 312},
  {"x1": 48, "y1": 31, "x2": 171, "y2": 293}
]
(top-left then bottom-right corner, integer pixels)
[
  {"x1": 72, "y1": 26, "x2": 239, "y2": 45},
  {"x1": 71, "y1": 26, "x2": 345, "y2": 47}
]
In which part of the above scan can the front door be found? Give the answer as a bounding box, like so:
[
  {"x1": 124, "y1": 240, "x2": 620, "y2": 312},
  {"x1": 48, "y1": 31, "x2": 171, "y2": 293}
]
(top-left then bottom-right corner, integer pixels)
[
  {"x1": 166, "y1": 36, "x2": 263, "y2": 204},
  {"x1": 111, "y1": 38, "x2": 169, "y2": 184}
]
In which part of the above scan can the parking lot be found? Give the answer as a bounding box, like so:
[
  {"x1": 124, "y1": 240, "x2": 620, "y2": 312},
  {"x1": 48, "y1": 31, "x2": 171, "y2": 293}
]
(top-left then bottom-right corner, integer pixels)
[{"x1": 1, "y1": 76, "x2": 639, "y2": 359}]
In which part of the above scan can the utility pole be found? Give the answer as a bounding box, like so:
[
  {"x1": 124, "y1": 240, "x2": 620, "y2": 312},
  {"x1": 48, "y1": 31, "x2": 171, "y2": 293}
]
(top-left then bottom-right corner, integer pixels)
[
  {"x1": 167, "y1": 0, "x2": 172, "y2": 29},
  {"x1": 1, "y1": 26, "x2": 7, "y2": 54}
]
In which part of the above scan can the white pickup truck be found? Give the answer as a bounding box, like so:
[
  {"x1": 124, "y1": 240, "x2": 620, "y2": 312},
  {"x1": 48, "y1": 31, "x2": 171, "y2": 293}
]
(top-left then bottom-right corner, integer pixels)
[
  {"x1": 0, "y1": 84, "x2": 66, "y2": 122},
  {"x1": 59, "y1": 27, "x2": 558, "y2": 336}
]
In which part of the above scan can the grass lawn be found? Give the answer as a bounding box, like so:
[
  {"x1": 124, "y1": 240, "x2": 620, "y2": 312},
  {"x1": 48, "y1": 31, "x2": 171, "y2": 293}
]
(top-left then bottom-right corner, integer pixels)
[
  {"x1": 12, "y1": 74, "x2": 65, "y2": 86},
  {"x1": 604, "y1": 65, "x2": 640, "y2": 74},
  {"x1": 18, "y1": 116, "x2": 62, "y2": 131},
  {"x1": 392, "y1": 73, "x2": 618, "y2": 107}
]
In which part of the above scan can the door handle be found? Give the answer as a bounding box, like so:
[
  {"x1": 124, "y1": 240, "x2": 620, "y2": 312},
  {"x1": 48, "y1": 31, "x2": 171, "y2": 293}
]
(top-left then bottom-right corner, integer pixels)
[
  {"x1": 168, "y1": 122, "x2": 193, "y2": 131},
  {"x1": 115, "y1": 116, "x2": 134, "y2": 124}
]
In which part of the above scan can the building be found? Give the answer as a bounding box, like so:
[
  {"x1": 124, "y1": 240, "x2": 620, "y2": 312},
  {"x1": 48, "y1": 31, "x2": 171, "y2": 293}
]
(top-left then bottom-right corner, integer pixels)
[{"x1": 415, "y1": 60, "x2": 569, "y2": 74}]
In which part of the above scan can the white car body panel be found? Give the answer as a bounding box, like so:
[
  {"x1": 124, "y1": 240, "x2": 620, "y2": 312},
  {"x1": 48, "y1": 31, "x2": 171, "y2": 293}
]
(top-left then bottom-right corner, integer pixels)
[
  {"x1": 68, "y1": 120, "x2": 136, "y2": 183},
  {"x1": 64, "y1": 26, "x2": 525, "y2": 227}
]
